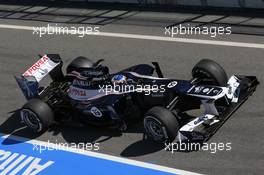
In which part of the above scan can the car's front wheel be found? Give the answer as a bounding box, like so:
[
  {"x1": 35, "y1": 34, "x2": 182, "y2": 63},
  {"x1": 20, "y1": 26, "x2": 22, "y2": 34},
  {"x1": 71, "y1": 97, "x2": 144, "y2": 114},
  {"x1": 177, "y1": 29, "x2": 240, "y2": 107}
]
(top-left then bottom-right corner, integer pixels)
[
  {"x1": 144, "y1": 106, "x2": 179, "y2": 143},
  {"x1": 20, "y1": 98, "x2": 54, "y2": 133},
  {"x1": 192, "y1": 59, "x2": 228, "y2": 86}
]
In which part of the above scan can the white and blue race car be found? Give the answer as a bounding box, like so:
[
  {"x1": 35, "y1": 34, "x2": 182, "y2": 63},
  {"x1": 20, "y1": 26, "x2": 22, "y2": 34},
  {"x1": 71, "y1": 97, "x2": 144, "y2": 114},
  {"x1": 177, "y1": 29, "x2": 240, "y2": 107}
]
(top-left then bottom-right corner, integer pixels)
[{"x1": 15, "y1": 54, "x2": 259, "y2": 143}]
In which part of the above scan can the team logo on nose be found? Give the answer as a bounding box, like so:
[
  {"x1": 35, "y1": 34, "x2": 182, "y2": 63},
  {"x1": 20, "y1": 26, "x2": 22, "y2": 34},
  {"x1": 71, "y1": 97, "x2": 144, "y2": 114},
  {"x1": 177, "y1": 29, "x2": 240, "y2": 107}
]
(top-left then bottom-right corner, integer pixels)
[{"x1": 167, "y1": 81, "x2": 178, "y2": 88}]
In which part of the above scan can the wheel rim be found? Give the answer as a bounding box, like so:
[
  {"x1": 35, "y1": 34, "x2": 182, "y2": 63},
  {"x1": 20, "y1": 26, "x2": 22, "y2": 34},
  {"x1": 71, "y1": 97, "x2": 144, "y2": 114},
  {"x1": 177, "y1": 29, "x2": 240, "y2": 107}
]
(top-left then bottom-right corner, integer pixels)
[
  {"x1": 144, "y1": 116, "x2": 166, "y2": 141},
  {"x1": 20, "y1": 109, "x2": 42, "y2": 132}
]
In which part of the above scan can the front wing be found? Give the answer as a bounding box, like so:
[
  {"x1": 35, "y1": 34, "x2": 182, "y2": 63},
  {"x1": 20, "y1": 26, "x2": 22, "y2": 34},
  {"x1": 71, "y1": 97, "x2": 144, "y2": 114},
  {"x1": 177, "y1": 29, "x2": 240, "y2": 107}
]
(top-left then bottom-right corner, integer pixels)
[{"x1": 177, "y1": 75, "x2": 259, "y2": 142}]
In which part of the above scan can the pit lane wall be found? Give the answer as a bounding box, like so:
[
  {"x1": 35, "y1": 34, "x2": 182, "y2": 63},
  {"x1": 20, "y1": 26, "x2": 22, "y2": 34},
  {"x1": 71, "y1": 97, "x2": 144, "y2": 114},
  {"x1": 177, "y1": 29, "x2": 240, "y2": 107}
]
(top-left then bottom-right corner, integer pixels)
[{"x1": 63, "y1": 0, "x2": 264, "y2": 9}]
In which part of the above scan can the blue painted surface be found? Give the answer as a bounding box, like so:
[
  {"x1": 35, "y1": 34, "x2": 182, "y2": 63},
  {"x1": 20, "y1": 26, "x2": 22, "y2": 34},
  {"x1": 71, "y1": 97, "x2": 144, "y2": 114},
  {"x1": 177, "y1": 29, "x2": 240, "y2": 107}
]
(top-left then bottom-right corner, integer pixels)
[{"x1": 0, "y1": 136, "x2": 178, "y2": 175}]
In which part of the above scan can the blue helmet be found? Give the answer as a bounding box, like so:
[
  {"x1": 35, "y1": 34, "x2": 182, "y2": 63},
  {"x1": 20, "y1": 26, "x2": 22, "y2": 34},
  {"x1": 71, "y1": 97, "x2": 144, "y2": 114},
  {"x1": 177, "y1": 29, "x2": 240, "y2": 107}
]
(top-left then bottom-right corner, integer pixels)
[{"x1": 112, "y1": 74, "x2": 127, "y2": 84}]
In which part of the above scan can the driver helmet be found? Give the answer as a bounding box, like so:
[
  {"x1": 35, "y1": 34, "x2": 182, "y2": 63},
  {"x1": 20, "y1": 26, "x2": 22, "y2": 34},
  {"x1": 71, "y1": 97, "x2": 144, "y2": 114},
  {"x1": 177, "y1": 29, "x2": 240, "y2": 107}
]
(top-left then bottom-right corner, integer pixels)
[
  {"x1": 111, "y1": 74, "x2": 127, "y2": 84},
  {"x1": 80, "y1": 65, "x2": 109, "y2": 81}
]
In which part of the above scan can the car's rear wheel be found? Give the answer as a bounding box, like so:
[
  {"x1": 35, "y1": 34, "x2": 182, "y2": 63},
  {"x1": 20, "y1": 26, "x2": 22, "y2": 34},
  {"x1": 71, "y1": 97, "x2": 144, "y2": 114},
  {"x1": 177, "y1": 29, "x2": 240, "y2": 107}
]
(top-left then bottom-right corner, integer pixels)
[
  {"x1": 144, "y1": 106, "x2": 179, "y2": 143},
  {"x1": 20, "y1": 98, "x2": 54, "y2": 133},
  {"x1": 192, "y1": 59, "x2": 228, "y2": 86}
]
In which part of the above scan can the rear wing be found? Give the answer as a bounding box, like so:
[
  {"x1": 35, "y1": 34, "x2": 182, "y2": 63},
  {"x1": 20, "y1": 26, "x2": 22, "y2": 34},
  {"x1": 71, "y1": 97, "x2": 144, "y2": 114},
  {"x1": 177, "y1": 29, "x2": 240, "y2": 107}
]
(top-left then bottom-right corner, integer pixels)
[
  {"x1": 15, "y1": 54, "x2": 63, "y2": 100},
  {"x1": 23, "y1": 55, "x2": 60, "y2": 82}
]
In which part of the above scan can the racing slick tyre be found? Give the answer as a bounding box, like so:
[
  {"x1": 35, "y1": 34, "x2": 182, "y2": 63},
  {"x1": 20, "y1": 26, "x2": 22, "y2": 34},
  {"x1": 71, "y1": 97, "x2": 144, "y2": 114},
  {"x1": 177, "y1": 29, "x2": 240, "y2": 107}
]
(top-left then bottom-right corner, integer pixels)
[
  {"x1": 144, "y1": 106, "x2": 179, "y2": 143},
  {"x1": 66, "y1": 56, "x2": 94, "y2": 74},
  {"x1": 192, "y1": 59, "x2": 228, "y2": 86},
  {"x1": 20, "y1": 98, "x2": 54, "y2": 133}
]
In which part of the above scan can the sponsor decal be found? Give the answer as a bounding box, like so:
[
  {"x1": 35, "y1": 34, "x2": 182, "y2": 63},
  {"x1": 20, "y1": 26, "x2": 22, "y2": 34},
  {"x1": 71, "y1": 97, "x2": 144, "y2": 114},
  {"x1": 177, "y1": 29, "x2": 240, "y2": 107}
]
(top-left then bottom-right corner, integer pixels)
[
  {"x1": 191, "y1": 133, "x2": 204, "y2": 140},
  {"x1": 82, "y1": 70, "x2": 104, "y2": 77},
  {"x1": 167, "y1": 81, "x2": 178, "y2": 88},
  {"x1": 90, "y1": 107, "x2": 102, "y2": 118},
  {"x1": 194, "y1": 86, "x2": 204, "y2": 93},
  {"x1": 14, "y1": 76, "x2": 39, "y2": 100},
  {"x1": 23, "y1": 56, "x2": 49, "y2": 76},
  {"x1": 202, "y1": 88, "x2": 210, "y2": 93},
  {"x1": 227, "y1": 75, "x2": 240, "y2": 103},
  {"x1": 194, "y1": 115, "x2": 208, "y2": 125},
  {"x1": 22, "y1": 55, "x2": 60, "y2": 82},
  {"x1": 212, "y1": 89, "x2": 219, "y2": 94},
  {"x1": 72, "y1": 79, "x2": 91, "y2": 87},
  {"x1": 206, "y1": 88, "x2": 212, "y2": 94},
  {"x1": 69, "y1": 87, "x2": 87, "y2": 97},
  {"x1": 0, "y1": 149, "x2": 54, "y2": 175},
  {"x1": 191, "y1": 86, "x2": 222, "y2": 96},
  {"x1": 16, "y1": 78, "x2": 34, "y2": 98}
]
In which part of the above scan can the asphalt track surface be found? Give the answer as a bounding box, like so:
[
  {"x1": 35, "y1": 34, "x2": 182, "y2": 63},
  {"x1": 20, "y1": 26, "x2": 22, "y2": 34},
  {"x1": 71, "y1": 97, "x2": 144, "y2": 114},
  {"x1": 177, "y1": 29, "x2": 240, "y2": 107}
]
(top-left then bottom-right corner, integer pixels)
[{"x1": 0, "y1": 4, "x2": 264, "y2": 175}]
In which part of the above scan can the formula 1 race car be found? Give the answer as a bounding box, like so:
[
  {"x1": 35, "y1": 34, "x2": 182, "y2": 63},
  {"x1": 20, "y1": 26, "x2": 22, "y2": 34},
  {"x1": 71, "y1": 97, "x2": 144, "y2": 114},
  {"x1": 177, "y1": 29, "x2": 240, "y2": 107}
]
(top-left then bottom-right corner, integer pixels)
[{"x1": 15, "y1": 54, "x2": 259, "y2": 143}]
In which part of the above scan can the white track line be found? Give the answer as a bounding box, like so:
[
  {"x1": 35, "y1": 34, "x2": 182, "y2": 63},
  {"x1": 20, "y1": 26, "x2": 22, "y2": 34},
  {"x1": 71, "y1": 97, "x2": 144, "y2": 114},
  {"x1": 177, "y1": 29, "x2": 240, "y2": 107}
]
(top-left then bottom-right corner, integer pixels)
[
  {"x1": 0, "y1": 24, "x2": 264, "y2": 49},
  {"x1": 0, "y1": 133, "x2": 201, "y2": 175}
]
